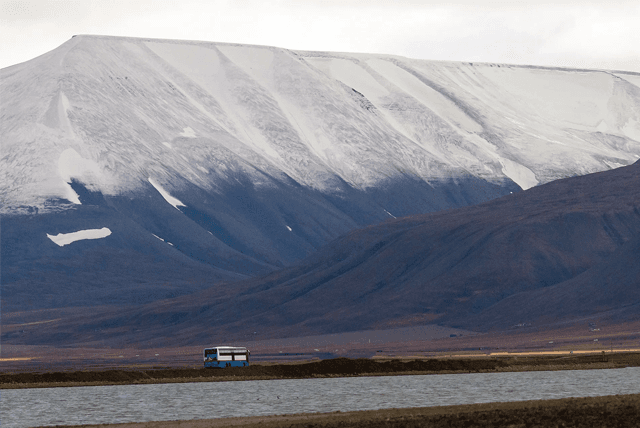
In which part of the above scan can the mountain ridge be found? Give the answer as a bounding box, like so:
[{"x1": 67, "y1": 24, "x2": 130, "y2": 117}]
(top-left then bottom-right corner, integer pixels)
[{"x1": 1, "y1": 35, "x2": 639, "y2": 335}]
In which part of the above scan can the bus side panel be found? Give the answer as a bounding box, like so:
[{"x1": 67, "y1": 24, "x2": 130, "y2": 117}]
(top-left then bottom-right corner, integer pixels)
[{"x1": 204, "y1": 361, "x2": 249, "y2": 368}]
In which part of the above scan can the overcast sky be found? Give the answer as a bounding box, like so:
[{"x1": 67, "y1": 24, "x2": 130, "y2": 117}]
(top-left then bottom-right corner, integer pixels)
[{"x1": 1, "y1": 0, "x2": 639, "y2": 71}]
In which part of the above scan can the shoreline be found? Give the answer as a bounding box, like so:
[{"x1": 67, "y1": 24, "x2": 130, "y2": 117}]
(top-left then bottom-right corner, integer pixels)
[
  {"x1": 3, "y1": 353, "x2": 637, "y2": 389},
  {"x1": 39, "y1": 394, "x2": 640, "y2": 428}
]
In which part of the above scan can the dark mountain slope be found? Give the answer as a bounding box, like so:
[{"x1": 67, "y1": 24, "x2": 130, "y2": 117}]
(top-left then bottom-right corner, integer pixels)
[
  {"x1": 8, "y1": 161, "x2": 639, "y2": 346},
  {"x1": 202, "y1": 161, "x2": 640, "y2": 335},
  {"x1": 0, "y1": 201, "x2": 251, "y2": 311},
  {"x1": 464, "y1": 231, "x2": 640, "y2": 330}
]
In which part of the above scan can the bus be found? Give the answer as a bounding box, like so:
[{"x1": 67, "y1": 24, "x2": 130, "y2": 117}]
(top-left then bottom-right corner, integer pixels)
[{"x1": 203, "y1": 346, "x2": 250, "y2": 368}]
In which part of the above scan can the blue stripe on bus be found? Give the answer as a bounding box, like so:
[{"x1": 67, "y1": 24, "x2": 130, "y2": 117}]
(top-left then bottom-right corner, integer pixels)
[{"x1": 204, "y1": 361, "x2": 249, "y2": 368}]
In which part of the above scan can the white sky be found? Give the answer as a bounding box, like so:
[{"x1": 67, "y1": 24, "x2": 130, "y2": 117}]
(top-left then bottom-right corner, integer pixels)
[{"x1": 1, "y1": 0, "x2": 639, "y2": 72}]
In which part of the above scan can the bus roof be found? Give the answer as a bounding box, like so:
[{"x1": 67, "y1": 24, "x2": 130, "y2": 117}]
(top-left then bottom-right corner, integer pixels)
[{"x1": 205, "y1": 346, "x2": 248, "y2": 350}]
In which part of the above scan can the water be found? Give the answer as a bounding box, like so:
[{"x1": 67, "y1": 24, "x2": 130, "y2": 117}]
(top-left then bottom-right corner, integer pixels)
[{"x1": 3, "y1": 368, "x2": 639, "y2": 427}]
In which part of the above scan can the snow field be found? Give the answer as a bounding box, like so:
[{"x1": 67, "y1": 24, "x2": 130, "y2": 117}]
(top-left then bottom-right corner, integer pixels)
[
  {"x1": 145, "y1": 41, "x2": 283, "y2": 161},
  {"x1": 366, "y1": 58, "x2": 483, "y2": 134},
  {"x1": 2, "y1": 35, "x2": 639, "y2": 213}
]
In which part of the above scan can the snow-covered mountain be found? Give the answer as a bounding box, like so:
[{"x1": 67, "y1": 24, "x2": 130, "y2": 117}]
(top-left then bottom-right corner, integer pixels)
[
  {"x1": 2, "y1": 35, "x2": 640, "y2": 311},
  {"x1": 4, "y1": 35, "x2": 640, "y2": 210}
]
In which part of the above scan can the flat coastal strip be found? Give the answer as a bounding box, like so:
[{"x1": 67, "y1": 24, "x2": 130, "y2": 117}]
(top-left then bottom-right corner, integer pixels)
[
  {"x1": 2, "y1": 354, "x2": 633, "y2": 389},
  {"x1": 39, "y1": 394, "x2": 640, "y2": 428}
]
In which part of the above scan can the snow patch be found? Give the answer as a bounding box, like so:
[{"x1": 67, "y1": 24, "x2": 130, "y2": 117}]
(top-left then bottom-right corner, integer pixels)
[
  {"x1": 44, "y1": 91, "x2": 77, "y2": 137},
  {"x1": 473, "y1": 65, "x2": 613, "y2": 128},
  {"x1": 152, "y1": 233, "x2": 174, "y2": 246},
  {"x1": 180, "y1": 127, "x2": 196, "y2": 138},
  {"x1": 162, "y1": 142, "x2": 172, "y2": 149},
  {"x1": 148, "y1": 178, "x2": 186, "y2": 210},
  {"x1": 499, "y1": 158, "x2": 538, "y2": 190},
  {"x1": 308, "y1": 57, "x2": 390, "y2": 100},
  {"x1": 622, "y1": 118, "x2": 640, "y2": 142},
  {"x1": 60, "y1": 93, "x2": 73, "y2": 125},
  {"x1": 278, "y1": 96, "x2": 332, "y2": 162},
  {"x1": 216, "y1": 45, "x2": 275, "y2": 82},
  {"x1": 57, "y1": 148, "x2": 104, "y2": 204},
  {"x1": 596, "y1": 120, "x2": 609, "y2": 133},
  {"x1": 58, "y1": 148, "x2": 102, "y2": 183},
  {"x1": 61, "y1": 183, "x2": 81, "y2": 205},
  {"x1": 47, "y1": 227, "x2": 111, "y2": 247},
  {"x1": 604, "y1": 160, "x2": 625, "y2": 170}
]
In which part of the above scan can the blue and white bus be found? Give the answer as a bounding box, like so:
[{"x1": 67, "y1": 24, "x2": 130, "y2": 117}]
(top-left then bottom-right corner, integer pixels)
[{"x1": 204, "y1": 346, "x2": 250, "y2": 368}]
